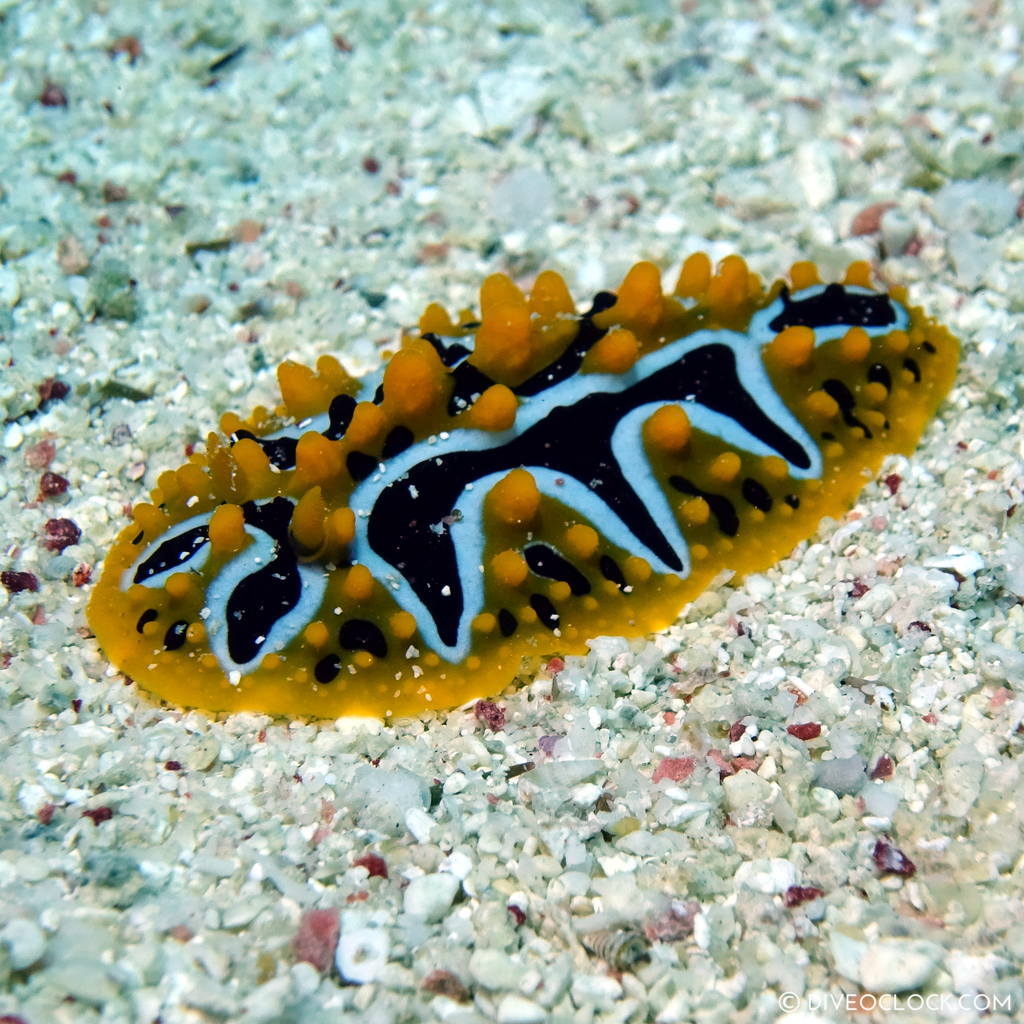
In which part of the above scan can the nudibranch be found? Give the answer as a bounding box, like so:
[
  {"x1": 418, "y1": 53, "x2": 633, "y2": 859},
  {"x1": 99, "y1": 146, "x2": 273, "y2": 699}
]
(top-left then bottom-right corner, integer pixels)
[{"x1": 88, "y1": 254, "x2": 958, "y2": 719}]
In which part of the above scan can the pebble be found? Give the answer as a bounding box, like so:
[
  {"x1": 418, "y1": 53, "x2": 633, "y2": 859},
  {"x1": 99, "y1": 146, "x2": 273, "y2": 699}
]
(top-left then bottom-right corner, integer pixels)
[
  {"x1": 490, "y1": 167, "x2": 554, "y2": 229},
  {"x1": 831, "y1": 933, "x2": 943, "y2": 992},
  {"x1": 44, "y1": 958, "x2": 120, "y2": 1006},
  {"x1": 570, "y1": 973, "x2": 623, "y2": 1009},
  {"x1": 795, "y1": 140, "x2": 837, "y2": 210},
  {"x1": 496, "y1": 993, "x2": 547, "y2": 1024},
  {"x1": 0, "y1": 265, "x2": 20, "y2": 307},
  {"x1": 932, "y1": 180, "x2": 1018, "y2": 236},
  {"x1": 733, "y1": 858, "x2": 798, "y2": 895},
  {"x1": 469, "y1": 948, "x2": 528, "y2": 991},
  {"x1": 347, "y1": 765, "x2": 430, "y2": 836},
  {"x1": 3, "y1": 422, "x2": 23, "y2": 450},
  {"x1": 721, "y1": 770, "x2": 775, "y2": 812},
  {"x1": 813, "y1": 756, "x2": 866, "y2": 796},
  {"x1": 335, "y1": 926, "x2": 390, "y2": 984},
  {"x1": 0, "y1": 917, "x2": 46, "y2": 970},
  {"x1": 403, "y1": 872, "x2": 460, "y2": 922}
]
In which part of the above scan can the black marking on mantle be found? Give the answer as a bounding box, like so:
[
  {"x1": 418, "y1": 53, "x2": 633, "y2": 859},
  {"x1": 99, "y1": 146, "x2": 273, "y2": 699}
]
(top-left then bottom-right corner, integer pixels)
[
  {"x1": 367, "y1": 343, "x2": 808, "y2": 648},
  {"x1": 768, "y1": 284, "x2": 897, "y2": 333}
]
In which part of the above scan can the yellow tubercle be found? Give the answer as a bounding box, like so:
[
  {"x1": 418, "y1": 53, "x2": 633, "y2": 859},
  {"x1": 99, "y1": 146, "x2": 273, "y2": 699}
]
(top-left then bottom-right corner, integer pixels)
[
  {"x1": 762, "y1": 455, "x2": 790, "y2": 481},
  {"x1": 842, "y1": 260, "x2": 874, "y2": 288},
  {"x1": 472, "y1": 612, "x2": 497, "y2": 634},
  {"x1": 885, "y1": 330, "x2": 910, "y2": 355},
  {"x1": 674, "y1": 251, "x2": 712, "y2": 299},
  {"x1": 839, "y1": 326, "x2": 871, "y2": 362},
  {"x1": 342, "y1": 564, "x2": 375, "y2": 603},
  {"x1": 769, "y1": 325, "x2": 816, "y2": 370},
  {"x1": 278, "y1": 360, "x2": 331, "y2": 420},
  {"x1": 209, "y1": 503, "x2": 246, "y2": 553},
  {"x1": 529, "y1": 269, "x2": 575, "y2": 320},
  {"x1": 165, "y1": 572, "x2": 194, "y2": 601},
  {"x1": 645, "y1": 404, "x2": 691, "y2": 455},
  {"x1": 294, "y1": 432, "x2": 344, "y2": 486},
  {"x1": 466, "y1": 384, "x2": 517, "y2": 431},
  {"x1": 304, "y1": 621, "x2": 330, "y2": 648},
  {"x1": 804, "y1": 390, "x2": 840, "y2": 421},
  {"x1": 583, "y1": 327, "x2": 640, "y2": 374},
  {"x1": 326, "y1": 507, "x2": 355, "y2": 549},
  {"x1": 488, "y1": 468, "x2": 540, "y2": 527},
  {"x1": 133, "y1": 502, "x2": 168, "y2": 535},
  {"x1": 345, "y1": 402, "x2": 386, "y2": 447},
  {"x1": 231, "y1": 439, "x2": 275, "y2": 500},
  {"x1": 291, "y1": 486, "x2": 326, "y2": 554},
  {"x1": 706, "y1": 255, "x2": 751, "y2": 318},
  {"x1": 492, "y1": 549, "x2": 529, "y2": 588},
  {"x1": 788, "y1": 260, "x2": 821, "y2": 289},
  {"x1": 708, "y1": 451, "x2": 741, "y2": 486},
  {"x1": 624, "y1": 556, "x2": 652, "y2": 585},
  {"x1": 600, "y1": 261, "x2": 664, "y2": 333},
  {"x1": 564, "y1": 523, "x2": 599, "y2": 560},
  {"x1": 473, "y1": 274, "x2": 532, "y2": 379},
  {"x1": 382, "y1": 345, "x2": 445, "y2": 419},
  {"x1": 681, "y1": 496, "x2": 711, "y2": 527},
  {"x1": 419, "y1": 301, "x2": 461, "y2": 337},
  {"x1": 220, "y1": 411, "x2": 247, "y2": 436},
  {"x1": 315, "y1": 354, "x2": 352, "y2": 393},
  {"x1": 390, "y1": 611, "x2": 417, "y2": 641}
]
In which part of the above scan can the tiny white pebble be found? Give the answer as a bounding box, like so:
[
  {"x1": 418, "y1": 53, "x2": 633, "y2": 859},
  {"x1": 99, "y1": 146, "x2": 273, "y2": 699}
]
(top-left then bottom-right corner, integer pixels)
[{"x1": 335, "y1": 927, "x2": 390, "y2": 985}]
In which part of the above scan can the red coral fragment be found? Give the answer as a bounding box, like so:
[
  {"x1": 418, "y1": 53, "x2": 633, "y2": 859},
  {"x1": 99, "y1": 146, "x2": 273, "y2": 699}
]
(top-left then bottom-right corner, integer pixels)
[
  {"x1": 39, "y1": 471, "x2": 70, "y2": 498},
  {"x1": 38, "y1": 377, "x2": 70, "y2": 405},
  {"x1": 353, "y1": 852, "x2": 388, "y2": 879},
  {"x1": 869, "y1": 755, "x2": 894, "y2": 780},
  {"x1": 72, "y1": 563, "x2": 92, "y2": 586},
  {"x1": 109, "y1": 35, "x2": 143, "y2": 62},
  {"x1": 652, "y1": 755, "x2": 697, "y2": 784},
  {"x1": 292, "y1": 908, "x2": 339, "y2": 973},
  {"x1": 39, "y1": 81, "x2": 67, "y2": 107},
  {"x1": 783, "y1": 885, "x2": 825, "y2": 908},
  {"x1": 537, "y1": 734, "x2": 560, "y2": 756},
  {"x1": 1, "y1": 571, "x2": 39, "y2": 594},
  {"x1": 787, "y1": 722, "x2": 822, "y2": 741},
  {"x1": 644, "y1": 899, "x2": 699, "y2": 941},
  {"x1": 43, "y1": 517, "x2": 81, "y2": 552},
  {"x1": 872, "y1": 837, "x2": 916, "y2": 877},
  {"x1": 82, "y1": 806, "x2": 113, "y2": 825},
  {"x1": 164, "y1": 760, "x2": 183, "y2": 771},
  {"x1": 507, "y1": 903, "x2": 526, "y2": 925},
  {"x1": 707, "y1": 749, "x2": 733, "y2": 778},
  {"x1": 24, "y1": 439, "x2": 56, "y2": 469},
  {"x1": 421, "y1": 969, "x2": 471, "y2": 1002},
  {"x1": 37, "y1": 803, "x2": 56, "y2": 825},
  {"x1": 883, "y1": 473, "x2": 902, "y2": 495},
  {"x1": 728, "y1": 719, "x2": 746, "y2": 742},
  {"x1": 474, "y1": 699, "x2": 506, "y2": 731},
  {"x1": 850, "y1": 201, "x2": 896, "y2": 236}
]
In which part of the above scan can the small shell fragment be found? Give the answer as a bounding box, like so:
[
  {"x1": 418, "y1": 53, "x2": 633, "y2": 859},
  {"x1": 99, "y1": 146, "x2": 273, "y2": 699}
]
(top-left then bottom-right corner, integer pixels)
[{"x1": 580, "y1": 927, "x2": 651, "y2": 970}]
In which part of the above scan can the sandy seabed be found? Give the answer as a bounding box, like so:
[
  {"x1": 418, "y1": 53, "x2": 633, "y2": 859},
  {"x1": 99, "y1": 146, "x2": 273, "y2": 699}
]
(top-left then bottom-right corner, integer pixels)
[{"x1": 1, "y1": 1, "x2": 1023, "y2": 1021}]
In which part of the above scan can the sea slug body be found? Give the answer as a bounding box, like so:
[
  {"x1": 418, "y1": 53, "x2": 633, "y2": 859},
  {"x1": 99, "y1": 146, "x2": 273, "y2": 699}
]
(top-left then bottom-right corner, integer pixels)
[{"x1": 88, "y1": 253, "x2": 958, "y2": 719}]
